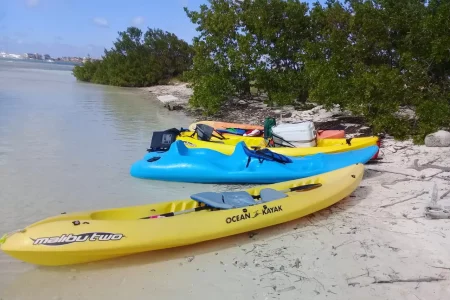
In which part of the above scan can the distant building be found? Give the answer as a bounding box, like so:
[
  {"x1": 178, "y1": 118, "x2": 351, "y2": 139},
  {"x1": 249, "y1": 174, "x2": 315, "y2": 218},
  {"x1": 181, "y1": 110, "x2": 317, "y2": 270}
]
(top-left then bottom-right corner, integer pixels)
[
  {"x1": 25, "y1": 53, "x2": 36, "y2": 59},
  {"x1": 44, "y1": 54, "x2": 51, "y2": 60},
  {"x1": 35, "y1": 53, "x2": 43, "y2": 60}
]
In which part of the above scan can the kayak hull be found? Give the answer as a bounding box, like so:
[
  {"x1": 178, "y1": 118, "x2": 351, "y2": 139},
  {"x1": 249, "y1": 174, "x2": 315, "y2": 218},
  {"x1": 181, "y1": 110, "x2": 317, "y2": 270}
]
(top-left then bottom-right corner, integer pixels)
[
  {"x1": 1, "y1": 164, "x2": 364, "y2": 266},
  {"x1": 130, "y1": 140, "x2": 378, "y2": 183}
]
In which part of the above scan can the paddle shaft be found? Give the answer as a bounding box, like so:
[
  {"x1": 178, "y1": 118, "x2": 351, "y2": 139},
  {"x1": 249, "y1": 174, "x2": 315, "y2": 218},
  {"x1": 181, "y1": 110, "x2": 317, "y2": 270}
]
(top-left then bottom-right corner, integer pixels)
[{"x1": 141, "y1": 183, "x2": 322, "y2": 219}]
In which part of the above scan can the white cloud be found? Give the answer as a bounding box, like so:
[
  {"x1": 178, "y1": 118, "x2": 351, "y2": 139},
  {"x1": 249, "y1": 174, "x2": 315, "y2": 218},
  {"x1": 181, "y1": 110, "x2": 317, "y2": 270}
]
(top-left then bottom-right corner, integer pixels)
[
  {"x1": 93, "y1": 17, "x2": 109, "y2": 27},
  {"x1": 132, "y1": 16, "x2": 145, "y2": 26},
  {"x1": 26, "y1": 0, "x2": 39, "y2": 8}
]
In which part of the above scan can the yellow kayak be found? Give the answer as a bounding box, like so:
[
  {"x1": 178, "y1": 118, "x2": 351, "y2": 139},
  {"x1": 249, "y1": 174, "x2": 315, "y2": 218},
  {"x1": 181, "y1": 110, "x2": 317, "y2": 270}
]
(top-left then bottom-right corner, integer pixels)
[
  {"x1": 177, "y1": 130, "x2": 379, "y2": 157},
  {"x1": 0, "y1": 164, "x2": 364, "y2": 266}
]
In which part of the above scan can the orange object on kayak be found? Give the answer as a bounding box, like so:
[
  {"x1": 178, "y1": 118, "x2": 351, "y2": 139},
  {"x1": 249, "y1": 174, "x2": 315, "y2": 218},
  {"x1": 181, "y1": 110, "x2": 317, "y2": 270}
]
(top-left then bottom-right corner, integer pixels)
[{"x1": 317, "y1": 129, "x2": 345, "y2": 139}]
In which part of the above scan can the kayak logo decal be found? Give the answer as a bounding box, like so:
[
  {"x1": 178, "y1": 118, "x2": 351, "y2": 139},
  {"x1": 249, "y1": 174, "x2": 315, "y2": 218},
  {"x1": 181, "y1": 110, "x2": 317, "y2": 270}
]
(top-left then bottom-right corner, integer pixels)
[
  {"x1": 183, "y1": 141, "x2": 197, "y2": 147},
  {"x1": 252, "y1": 210, "x2": 261, "y2": 218},
  {"x1": 226, "y1": 205, "x2": 283, "y2": 224},
  {"x1": 31, "y1": 232, "x2": 124, "y2": 246},
  {"x1": 226, "y1": 212, "x2": 251, "y2": 224},
  {"x1": 262, "y1": 205, "x2": 283, "y2": 215}
]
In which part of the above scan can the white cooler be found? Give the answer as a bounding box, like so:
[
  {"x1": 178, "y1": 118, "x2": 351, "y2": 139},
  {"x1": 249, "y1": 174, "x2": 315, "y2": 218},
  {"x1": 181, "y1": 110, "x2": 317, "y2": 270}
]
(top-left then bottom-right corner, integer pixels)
[{"x1": 272, "y1": 121, "x2": 317, "y2": 147}]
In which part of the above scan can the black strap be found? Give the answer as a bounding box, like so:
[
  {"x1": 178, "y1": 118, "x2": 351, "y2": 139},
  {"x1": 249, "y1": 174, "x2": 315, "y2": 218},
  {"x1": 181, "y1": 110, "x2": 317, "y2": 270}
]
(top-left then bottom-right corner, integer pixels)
[
  {"x1": 190, "y1": 129, "x2": 196, "y2": 138},
  {"x1": 213, "y1": 129, "x2": 227, "y2": 140}
]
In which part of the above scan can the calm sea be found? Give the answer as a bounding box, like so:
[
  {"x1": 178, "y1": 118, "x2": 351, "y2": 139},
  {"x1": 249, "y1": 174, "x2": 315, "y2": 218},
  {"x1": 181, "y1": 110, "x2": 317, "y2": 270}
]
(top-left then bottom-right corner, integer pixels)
[{"x1": 0, "y1": 58, "x2": 222, "y2": 299}]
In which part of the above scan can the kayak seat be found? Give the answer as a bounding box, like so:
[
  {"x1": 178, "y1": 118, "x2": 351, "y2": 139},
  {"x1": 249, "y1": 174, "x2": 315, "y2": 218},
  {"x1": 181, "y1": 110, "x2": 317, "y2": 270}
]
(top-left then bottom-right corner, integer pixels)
[
  {"x1": 191, "y1": 191, "x2": 256, "y2": 209},
  {"x1": 259, "y1": 188, "x2": 288, "y2": 203},
  {"x1": 190, "y1": 188, "x2": 288, "y2": 209}
]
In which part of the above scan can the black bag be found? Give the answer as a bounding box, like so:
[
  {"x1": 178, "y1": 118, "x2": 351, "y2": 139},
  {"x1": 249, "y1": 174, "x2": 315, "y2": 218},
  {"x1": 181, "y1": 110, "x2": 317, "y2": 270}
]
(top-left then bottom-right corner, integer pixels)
[{"x1": 147, "y1": 128, "x2": 181, "y2": 152}]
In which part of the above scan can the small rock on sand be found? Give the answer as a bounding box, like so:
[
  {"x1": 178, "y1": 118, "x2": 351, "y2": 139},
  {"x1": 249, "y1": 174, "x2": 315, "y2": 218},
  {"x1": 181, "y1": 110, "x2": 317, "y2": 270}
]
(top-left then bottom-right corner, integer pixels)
[{"x1": 425, "y1": 130, "x2": 450, "y2": 147}]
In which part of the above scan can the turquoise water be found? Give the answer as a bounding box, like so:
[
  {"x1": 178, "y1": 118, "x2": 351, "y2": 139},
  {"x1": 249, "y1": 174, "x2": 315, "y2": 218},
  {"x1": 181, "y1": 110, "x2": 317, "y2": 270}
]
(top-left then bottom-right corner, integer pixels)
[{"x1": 0, "y1": 59, "x2": 222, "y2": 297}]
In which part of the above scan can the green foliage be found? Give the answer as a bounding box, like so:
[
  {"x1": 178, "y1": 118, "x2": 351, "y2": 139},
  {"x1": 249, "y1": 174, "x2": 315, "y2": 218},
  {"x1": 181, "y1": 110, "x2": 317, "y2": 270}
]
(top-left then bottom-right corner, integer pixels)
[
  {"x1": 72, "y1": 27, "x2": 194, "y2": 87},
  {"x1": 305, "y1": 0, "x2": 450, "y2": 141},
  {"x1": 72, "y1": 59, "x2": 101, "y2": 82},
  {"x1": 184, "y1": 0, "x2": 311, "y2": 111},
  {"x1": 184, "y1": 0, "x2": 450, "y2": 141}
]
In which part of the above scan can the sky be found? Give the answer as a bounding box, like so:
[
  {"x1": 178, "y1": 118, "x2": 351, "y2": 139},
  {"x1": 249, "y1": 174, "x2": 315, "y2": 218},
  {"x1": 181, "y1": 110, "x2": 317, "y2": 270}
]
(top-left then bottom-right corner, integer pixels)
[
  {"x1": 0, "y1": 0, "x2": 206, "y2": 58},
  {"x1": 0, "y1": 0, "x2": 319, "y2": 59}
]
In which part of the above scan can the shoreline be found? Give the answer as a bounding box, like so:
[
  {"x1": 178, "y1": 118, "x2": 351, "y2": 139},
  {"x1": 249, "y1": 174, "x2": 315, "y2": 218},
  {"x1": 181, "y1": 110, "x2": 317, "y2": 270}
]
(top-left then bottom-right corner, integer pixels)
[{"x1": 137, "y1": 83, "x2": 450, "y2": 299}]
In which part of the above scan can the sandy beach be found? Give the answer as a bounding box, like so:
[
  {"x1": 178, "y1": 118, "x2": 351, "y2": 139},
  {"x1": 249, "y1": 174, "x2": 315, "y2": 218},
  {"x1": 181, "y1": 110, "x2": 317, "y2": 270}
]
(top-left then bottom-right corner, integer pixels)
[{"x1": 133, "y1": 83, "x2": 450, "y2": 299}]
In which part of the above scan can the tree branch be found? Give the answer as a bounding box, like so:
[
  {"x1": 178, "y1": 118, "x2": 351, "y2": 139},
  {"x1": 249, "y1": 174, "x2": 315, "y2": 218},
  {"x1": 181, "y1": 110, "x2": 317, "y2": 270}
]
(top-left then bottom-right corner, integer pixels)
[
  {"x1": 380, "y1": 191, "x2": 427, "y2": 208},
  {"x1": 372, "y1": 277, "x2": 445, "y2": 284}
]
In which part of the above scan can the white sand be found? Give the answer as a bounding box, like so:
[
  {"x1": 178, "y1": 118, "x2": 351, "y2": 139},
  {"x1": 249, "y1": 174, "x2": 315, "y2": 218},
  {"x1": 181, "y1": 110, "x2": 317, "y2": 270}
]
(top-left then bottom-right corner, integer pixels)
[
  {"x1": 135, "y1": 83, "x2": 450, "y2": 299},
  {"x1": 4, "y1": 140, "x2": 449, "y2": 300},
  {"x1": 141, "y1": 83, "x2": 192, "y2": 105},
  {"x1": 3, "y1": 85, "x2": 450, "y2": 300}
]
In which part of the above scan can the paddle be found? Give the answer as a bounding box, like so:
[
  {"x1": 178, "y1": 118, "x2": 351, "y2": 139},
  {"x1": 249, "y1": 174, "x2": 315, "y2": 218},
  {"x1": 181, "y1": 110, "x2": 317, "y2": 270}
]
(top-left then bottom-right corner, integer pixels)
[{"x1": 140, "y1": 183, "x2": 322, "y2": 219}]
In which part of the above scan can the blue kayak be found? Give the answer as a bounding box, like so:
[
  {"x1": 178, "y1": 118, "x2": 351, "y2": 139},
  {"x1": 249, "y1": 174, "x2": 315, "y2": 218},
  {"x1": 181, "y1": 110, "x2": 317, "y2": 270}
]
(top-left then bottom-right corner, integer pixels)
[{"x1": 130, "y1": 140, "x2": 378, "y2": 184}]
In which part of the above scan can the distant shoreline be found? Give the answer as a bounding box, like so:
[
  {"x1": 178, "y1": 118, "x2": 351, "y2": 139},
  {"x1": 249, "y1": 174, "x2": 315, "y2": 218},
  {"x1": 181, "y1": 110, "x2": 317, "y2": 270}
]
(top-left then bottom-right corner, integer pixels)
[{"x1": 0, "y1": 57, "x2": 81, "y2": 67}]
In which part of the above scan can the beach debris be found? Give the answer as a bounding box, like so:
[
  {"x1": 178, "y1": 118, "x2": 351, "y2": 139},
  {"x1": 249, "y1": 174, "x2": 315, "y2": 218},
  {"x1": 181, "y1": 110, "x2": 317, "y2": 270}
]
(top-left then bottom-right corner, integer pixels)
[
  {"x1": 424, "y1": 183, "x2": 450, "y2": 219},
  {"x1": 293, "y1": 258, "x2": 301, "y2": 268},
  {"x1": 278, "y1": 286, "x2": 295, "y2": 293},
  {"x1": 249, "y1": 232, "x2": 258, "y2": 239},
  {"x1": 185, "y1": 256, "x2": 195, "y2": 262},
  {"x1": 164, "y1": 103, "x2": 183, "y2": 111},
  {"x1": 372, "y1": 276, "x2": 445, "y2": 284},
  {"x1": 425, "y1": 130, "x2": 450, "y2": 147},
  {"x1": 425, "y1": 208, "x2": 450, "y2": 219},
  {"x1": 410, "y1": 158, "x2": 450, "y2": 172},
  {"x1": 440, "y1": 189, "x2": 450, "y2": 199},
  {"x1": 380, "y1": 191, "x2": 427, "y2": 208},
  {"x1": 430, "y1": 265, "x2": 450, "y2": 270},
  {"x1": 157, "y1": 95, "x2": 185, "y2": 110},
  {"x1": 348, "y1": 282, "x2": 360, "y2": 287},
  {"x1": 157, "y1": 95, "x2": 179, "y2": 103}
]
